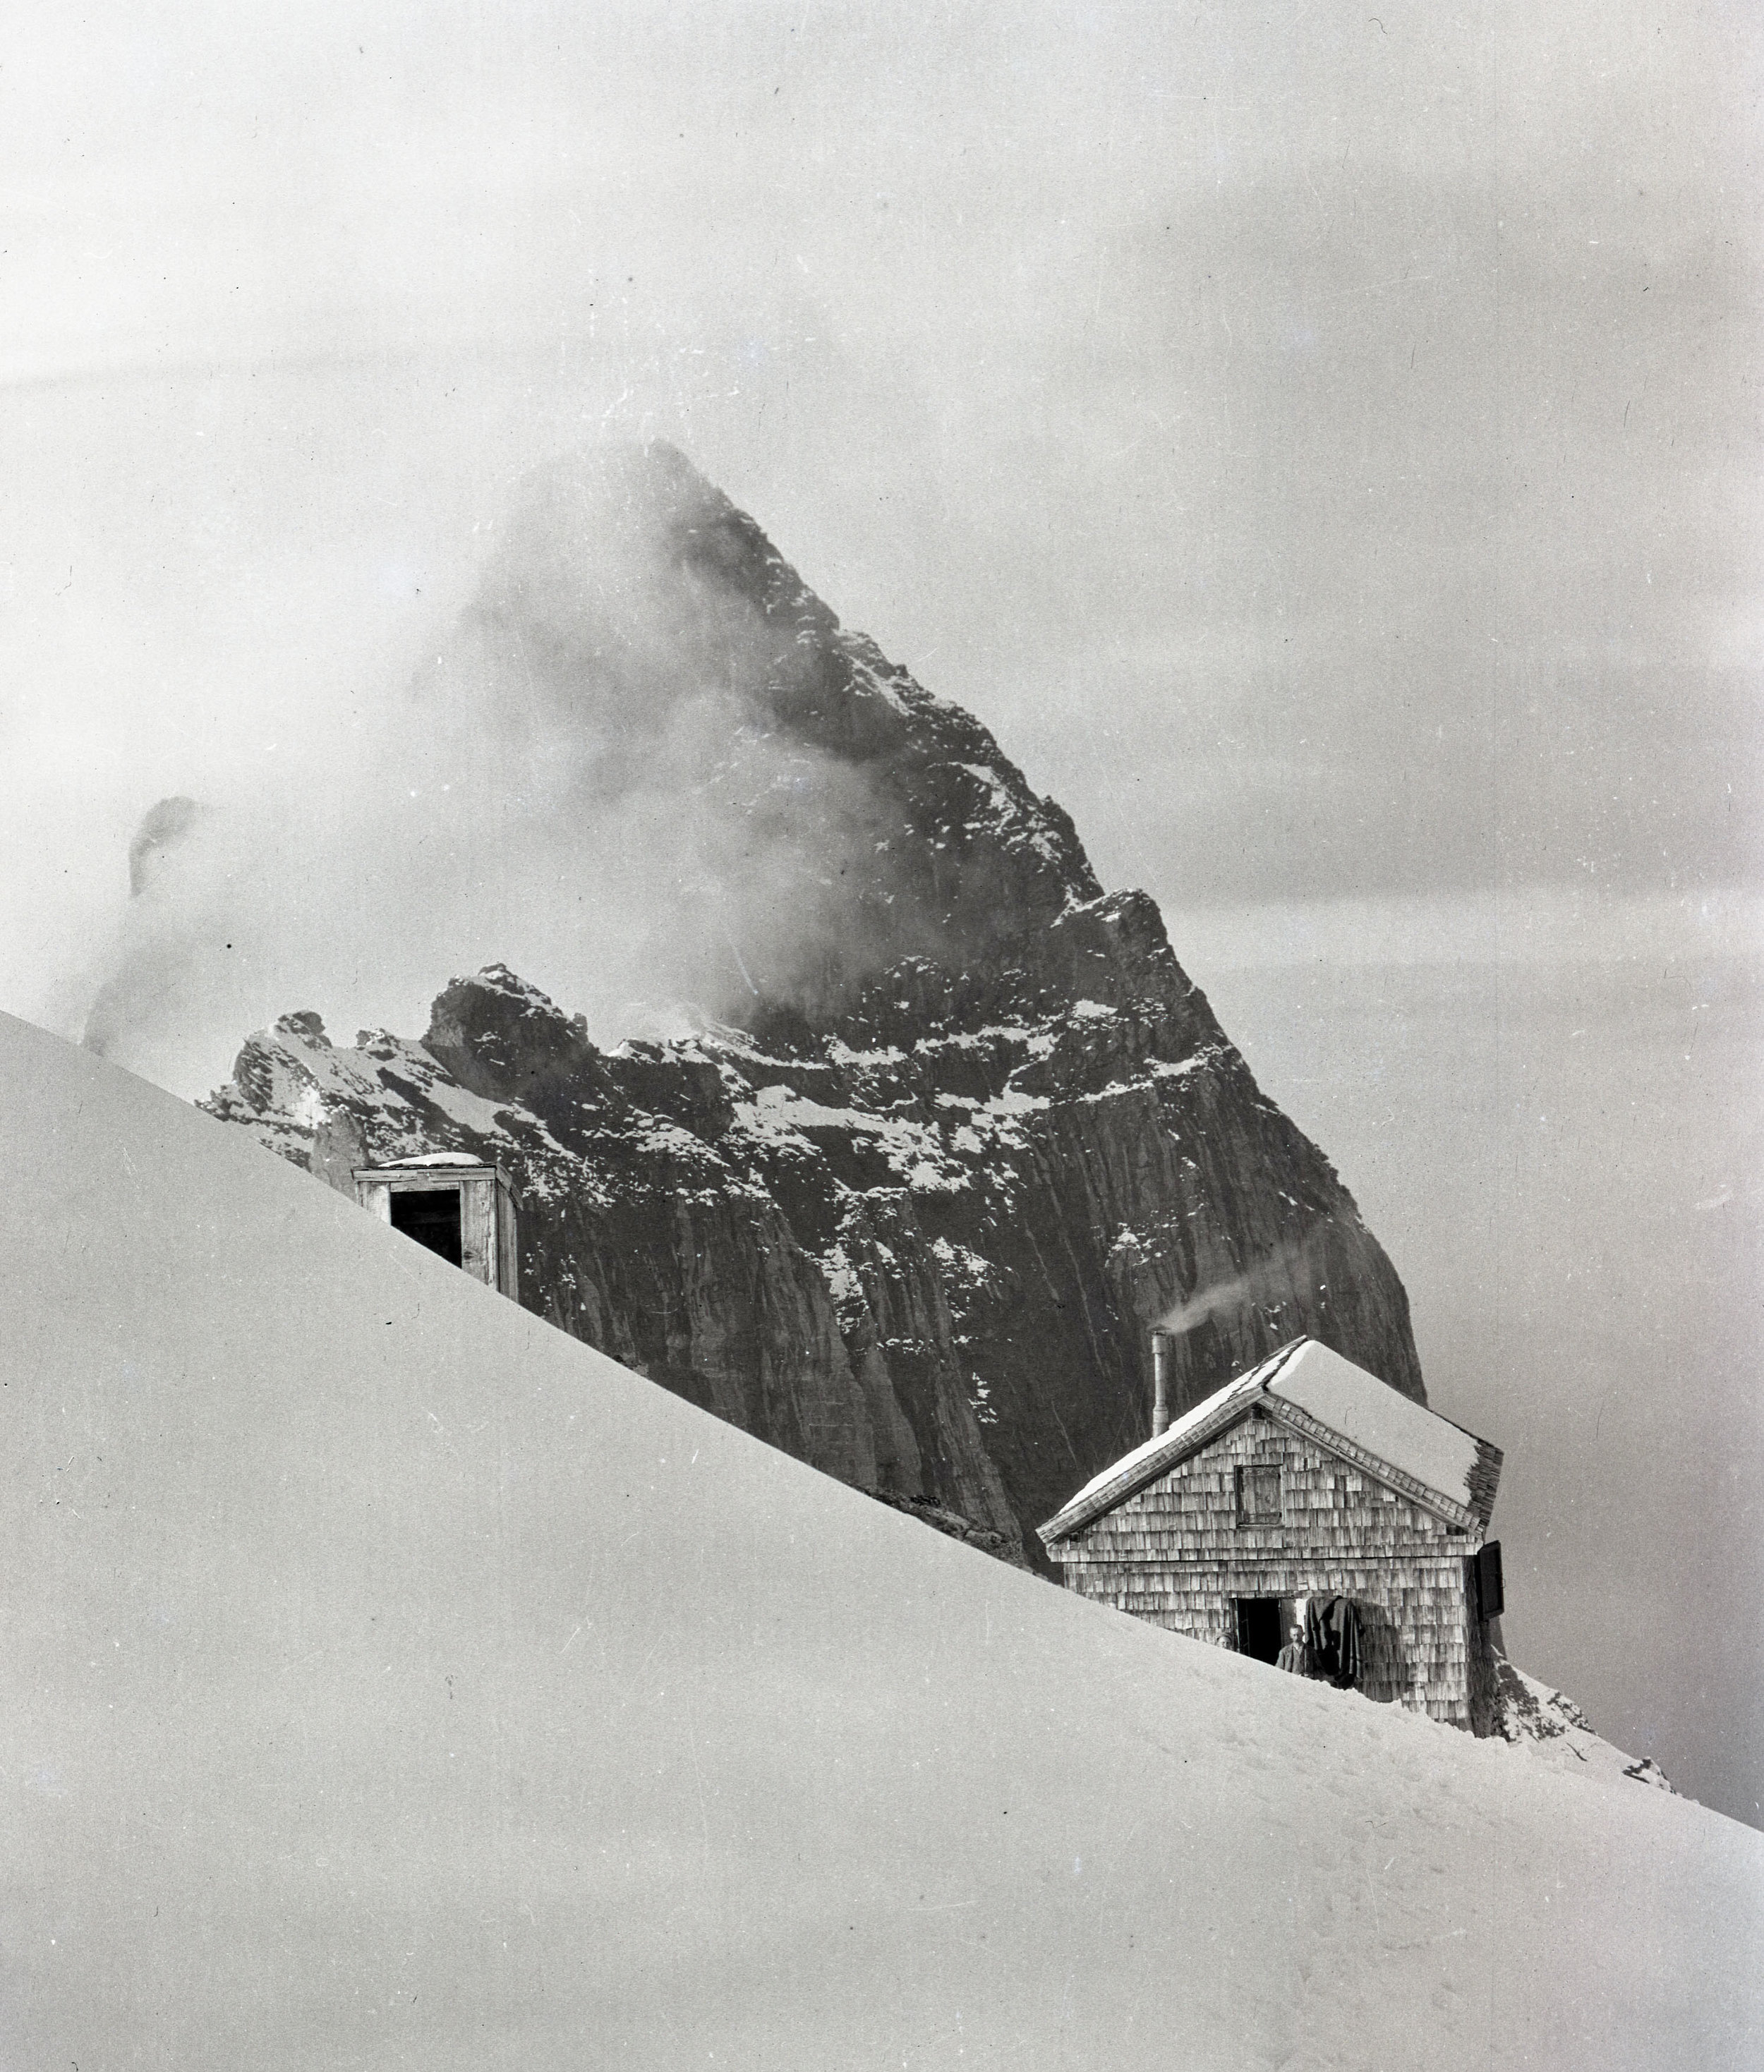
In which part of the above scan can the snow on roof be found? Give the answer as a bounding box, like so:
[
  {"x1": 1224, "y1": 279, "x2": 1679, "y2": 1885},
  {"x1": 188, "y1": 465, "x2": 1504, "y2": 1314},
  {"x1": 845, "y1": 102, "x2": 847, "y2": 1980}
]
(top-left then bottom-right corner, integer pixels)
[
  {"x1": 1051, "y1": 1341, "x2": 1300, "y2": 1525},
  {"x1": 1269, "y1": 1339, "x2": 1488, "y2": 1515},
  {"x1": 1042, "y1": 1338, "x2": 1499, "y2": 1541},
  {"x1": 362, "y1": 1151, "x2": 490, "y2": 1169}
]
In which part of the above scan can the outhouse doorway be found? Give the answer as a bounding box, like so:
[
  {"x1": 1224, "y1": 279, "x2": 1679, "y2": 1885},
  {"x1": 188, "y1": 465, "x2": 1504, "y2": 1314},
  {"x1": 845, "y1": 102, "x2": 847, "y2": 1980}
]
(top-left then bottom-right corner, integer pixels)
[
  {"x1": 389, "y1": 1187, "x2": 464, "y2": 1268},
  {"x1": 354, "y1": 1157, "x2": 522, "y2": 1299}
]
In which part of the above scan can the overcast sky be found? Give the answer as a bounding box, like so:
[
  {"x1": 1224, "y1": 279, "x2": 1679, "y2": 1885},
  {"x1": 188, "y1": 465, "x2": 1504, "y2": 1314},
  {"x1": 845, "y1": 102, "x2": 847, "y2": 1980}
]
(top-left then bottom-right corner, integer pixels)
[{"x1": 1, "y1": 3, "x2": 1758, "y2": 1817}]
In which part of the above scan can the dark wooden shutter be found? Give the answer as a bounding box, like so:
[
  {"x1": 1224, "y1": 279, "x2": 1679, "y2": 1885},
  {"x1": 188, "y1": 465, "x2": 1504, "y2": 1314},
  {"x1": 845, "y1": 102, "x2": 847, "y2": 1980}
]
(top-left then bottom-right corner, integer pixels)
[
  {"x1": 1475, "y1": 1541, "x2": 1504, "y2": 1619},
  {"x1": 1234, "y1": 1465, "x2": 1280, "y2": 1525}
]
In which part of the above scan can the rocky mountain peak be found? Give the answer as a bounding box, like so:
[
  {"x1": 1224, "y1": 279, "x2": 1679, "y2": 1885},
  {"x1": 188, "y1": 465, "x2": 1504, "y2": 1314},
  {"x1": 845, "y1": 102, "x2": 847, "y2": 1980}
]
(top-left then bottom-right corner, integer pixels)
[
  {"x1": 421, "y1": 963, "x2": 597, "y2": 1105},
  {"x1": 203, "y1": 444, "x2": 1426, "y2": 1567},
  {"x1": 445, "y1": 439, "x2": 1102, "y2": 1035}
]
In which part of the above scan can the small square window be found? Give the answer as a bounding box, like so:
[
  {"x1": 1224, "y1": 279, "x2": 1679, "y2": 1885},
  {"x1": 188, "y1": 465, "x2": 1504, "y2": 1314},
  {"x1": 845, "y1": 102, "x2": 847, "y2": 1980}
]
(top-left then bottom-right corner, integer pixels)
[{"x1": 1235, "y1": 1464, "x2": 1281, "y2": 1525}]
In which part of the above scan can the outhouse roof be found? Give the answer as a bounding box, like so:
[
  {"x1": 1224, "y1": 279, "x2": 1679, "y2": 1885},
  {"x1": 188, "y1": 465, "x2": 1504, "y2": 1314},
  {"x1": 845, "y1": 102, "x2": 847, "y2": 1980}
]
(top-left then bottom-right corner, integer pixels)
[
  {"x1": 353, "y1": 1155, "x2": 524, "y2": 1206},
  {"x1": 360, "y1": 1153, "x2": 489, "y2": 1170},
  {"x1": 1039, "y1": 1338, "x2": 1502, "y2": 1544}
]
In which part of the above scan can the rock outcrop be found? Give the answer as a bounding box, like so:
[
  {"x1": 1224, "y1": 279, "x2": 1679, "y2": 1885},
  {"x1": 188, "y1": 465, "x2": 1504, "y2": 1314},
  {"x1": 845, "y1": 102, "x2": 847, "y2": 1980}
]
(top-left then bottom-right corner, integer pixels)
[
  {"x1": 202, "y1": 440, "x2": 1425, "y2": 1567},
  {"x1": 1492, "y1": 1656, "x2": 1677, "y2": 1793}
]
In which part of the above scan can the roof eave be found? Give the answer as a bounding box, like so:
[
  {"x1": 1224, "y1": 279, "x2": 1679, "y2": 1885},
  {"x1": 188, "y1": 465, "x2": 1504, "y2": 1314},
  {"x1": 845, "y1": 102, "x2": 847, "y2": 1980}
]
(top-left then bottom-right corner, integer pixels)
[
  {"x1": 1037, "y1": 1340, "x2": 1311, "y2": 1546},
  {"x1": 1039, "y1": 1391, "x2": 1502, "y2": 1547},
  {"x1": 352, "y1": 1161, "x2": 526, "y2": 1211},
  {"x1": 1037, "y1": 1395, "x2": 1262, "y2": 1546},
  {"x1": 1263, "y1": 1399, "x2": 1486, "y2": 1534}
]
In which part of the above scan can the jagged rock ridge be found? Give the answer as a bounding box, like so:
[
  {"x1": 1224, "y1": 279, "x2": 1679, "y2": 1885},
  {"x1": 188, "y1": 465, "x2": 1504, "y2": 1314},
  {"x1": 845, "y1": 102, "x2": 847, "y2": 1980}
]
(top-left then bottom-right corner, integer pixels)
[{"x1": 203, "y1": 442, "x2": 1425, "y2": 1565}]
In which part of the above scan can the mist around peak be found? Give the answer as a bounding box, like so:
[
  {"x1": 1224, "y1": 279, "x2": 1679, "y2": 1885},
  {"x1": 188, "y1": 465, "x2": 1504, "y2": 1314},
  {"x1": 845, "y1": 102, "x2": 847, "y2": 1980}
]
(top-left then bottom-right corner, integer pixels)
[{"x1": 80, "y1": 440, "x2": 1096, "y2": 1097}]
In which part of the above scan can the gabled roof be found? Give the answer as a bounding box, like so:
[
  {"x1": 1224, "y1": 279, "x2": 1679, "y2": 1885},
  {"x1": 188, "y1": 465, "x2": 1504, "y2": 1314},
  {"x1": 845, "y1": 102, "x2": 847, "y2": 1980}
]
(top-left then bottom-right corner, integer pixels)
[{"x1": 1039, "y1": 1338, "x2": 1502, "y2": 1544}]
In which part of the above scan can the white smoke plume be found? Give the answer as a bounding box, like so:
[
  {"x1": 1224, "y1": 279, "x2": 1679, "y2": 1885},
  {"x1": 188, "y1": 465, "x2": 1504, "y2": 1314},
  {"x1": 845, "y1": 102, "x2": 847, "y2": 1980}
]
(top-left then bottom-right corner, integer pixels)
[{"x1": 1157, "y1": 1227, "x2": 1331, "y2": 1339}]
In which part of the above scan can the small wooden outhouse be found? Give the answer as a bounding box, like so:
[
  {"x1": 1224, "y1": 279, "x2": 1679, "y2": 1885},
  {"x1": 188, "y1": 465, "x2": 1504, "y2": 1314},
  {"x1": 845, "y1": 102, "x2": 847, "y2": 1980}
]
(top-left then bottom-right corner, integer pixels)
[
  {"x1": 1039, "y1": 1338, "x2": 1506, "y2": 1734},
  {"x1": 353, "y1": 1156, "x2": 521, "y2": 1300}
]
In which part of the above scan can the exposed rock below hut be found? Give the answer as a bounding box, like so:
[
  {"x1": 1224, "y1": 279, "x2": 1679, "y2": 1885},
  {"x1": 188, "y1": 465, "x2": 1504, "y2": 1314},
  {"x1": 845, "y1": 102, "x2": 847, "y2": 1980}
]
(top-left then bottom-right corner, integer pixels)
[
  {"x1": 200, "y1": 441, "x2": 1425, "y2": 1567},
  {"x1": 1494, "y1": 1655, "x2": 1678, "y2": 1793}
]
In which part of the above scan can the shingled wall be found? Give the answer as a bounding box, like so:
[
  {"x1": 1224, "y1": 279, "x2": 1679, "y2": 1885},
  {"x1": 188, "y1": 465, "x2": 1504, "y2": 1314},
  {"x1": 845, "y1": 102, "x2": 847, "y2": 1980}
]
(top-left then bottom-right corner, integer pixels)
[{"x1": 1048, "y1": 1414, "x2": 1499, "y2": 1733}]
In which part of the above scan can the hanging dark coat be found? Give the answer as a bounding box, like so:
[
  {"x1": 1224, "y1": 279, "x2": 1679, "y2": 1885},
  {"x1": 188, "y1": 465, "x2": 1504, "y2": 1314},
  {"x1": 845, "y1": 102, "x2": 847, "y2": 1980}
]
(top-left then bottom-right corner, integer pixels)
[{"x1": 1305, "y1": 1596, "x2": 1363, "y2": 1690}]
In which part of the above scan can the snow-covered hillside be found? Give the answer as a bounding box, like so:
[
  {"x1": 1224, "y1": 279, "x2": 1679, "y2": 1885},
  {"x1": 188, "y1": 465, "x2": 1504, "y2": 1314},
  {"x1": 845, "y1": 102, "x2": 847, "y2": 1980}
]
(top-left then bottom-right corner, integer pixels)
[{"x1": 3, "y1": 1012, "x2": 1759, "y2": 2070}]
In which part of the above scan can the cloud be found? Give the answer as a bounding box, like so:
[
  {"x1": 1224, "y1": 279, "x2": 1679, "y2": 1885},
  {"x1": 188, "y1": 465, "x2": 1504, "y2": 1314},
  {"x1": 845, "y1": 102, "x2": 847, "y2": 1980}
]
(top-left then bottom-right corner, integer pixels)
[
  {"x1": 6, "y1": 0, "x2": 1758, "y2": 1067},
  {"x1": 73, "y1": 440, "x2": 1014, "y2": 1094}
]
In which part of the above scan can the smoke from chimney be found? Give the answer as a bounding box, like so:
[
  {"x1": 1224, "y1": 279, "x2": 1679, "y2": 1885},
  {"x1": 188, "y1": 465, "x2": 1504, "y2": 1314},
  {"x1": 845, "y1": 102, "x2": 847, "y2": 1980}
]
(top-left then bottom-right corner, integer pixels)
[{"x1": 1156, "y1": 1228, "x2": 1331, "y2": 1343}]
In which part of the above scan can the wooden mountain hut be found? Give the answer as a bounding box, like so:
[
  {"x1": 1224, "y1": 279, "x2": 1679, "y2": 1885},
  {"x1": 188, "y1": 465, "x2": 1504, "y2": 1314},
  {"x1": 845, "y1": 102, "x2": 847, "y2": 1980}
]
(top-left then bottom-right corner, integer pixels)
[{"x1": 1039, "y1": 1338, "x2": 1506, "y2": 1734}]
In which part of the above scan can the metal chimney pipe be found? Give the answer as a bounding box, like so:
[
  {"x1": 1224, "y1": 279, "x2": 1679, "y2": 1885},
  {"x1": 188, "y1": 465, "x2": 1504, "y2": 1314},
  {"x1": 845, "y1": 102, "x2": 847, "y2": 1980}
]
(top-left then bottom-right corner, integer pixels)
[{"x1": 1151, "y1": 1328, "x2": 1171, "y2": 1436}]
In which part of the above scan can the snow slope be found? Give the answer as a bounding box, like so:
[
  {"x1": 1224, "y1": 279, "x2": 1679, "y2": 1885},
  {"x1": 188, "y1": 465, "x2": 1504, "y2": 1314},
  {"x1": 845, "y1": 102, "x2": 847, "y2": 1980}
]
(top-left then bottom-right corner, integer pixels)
[{"x1": 3, "y1": 1012, "x2": 1760, "y2": 2071}]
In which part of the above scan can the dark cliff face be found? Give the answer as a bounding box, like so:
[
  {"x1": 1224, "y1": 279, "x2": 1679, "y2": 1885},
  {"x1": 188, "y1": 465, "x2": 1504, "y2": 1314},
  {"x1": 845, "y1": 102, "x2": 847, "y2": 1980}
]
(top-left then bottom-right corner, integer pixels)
[{"x1": 201, "y1": 441, "x2": 1424, "y2": 1566}]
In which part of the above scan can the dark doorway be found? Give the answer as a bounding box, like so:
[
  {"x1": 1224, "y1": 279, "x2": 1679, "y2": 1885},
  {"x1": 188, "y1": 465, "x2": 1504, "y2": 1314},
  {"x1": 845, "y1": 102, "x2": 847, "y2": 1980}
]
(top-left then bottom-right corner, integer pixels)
[
  {"x1": 1235, "y1": 1597, "x2": 1283, "y2": 1664},
  {"x1": 389, "y1": 1187, "x2": 464, "y2": 1268}
]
